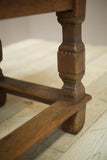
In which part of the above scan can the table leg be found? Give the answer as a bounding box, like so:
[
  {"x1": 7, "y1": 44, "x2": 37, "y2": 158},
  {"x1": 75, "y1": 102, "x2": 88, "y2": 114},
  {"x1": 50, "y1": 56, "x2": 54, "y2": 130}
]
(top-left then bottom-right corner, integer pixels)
[
  {"x1": 0, "y1": 40, "x2": 6, "y2": 107},
  {"x1": 56, "y1": 0, "x2": 88, "y2": 134}
]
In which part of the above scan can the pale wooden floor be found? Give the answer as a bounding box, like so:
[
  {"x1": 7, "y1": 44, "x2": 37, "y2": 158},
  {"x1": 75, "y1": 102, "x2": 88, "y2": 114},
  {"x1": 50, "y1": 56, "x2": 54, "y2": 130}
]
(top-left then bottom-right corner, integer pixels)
[{"x1": 0, "y1": 39, "x2": 107, "y2": 160}]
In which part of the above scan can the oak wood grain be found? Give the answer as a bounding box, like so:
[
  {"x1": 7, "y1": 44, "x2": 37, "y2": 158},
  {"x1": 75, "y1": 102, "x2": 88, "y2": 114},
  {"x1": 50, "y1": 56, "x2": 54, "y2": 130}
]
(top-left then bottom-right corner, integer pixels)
[
  {"x1": 0, "y1": 76, "x2": 60, "y2": 105},
  {"x1": 0, "y1": 0, "x2": 72, "y2": 19}
]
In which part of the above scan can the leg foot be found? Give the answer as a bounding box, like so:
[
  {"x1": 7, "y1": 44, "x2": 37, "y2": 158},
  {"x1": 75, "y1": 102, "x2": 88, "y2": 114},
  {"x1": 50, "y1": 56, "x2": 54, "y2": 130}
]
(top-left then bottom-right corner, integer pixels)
[
  {"x1": 0, "y1": 92, "x2": 6, "y2": 107},
  {"x1": 62, "y1": 106, "x2": 86, "y2": 135}
]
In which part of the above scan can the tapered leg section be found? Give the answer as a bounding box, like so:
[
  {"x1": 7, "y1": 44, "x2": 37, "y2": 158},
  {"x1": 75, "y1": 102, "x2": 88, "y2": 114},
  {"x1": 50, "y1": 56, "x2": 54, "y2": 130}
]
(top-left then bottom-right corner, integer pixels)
[
  {"x1": 62, "y1": 106, "x2": 86, "y2": 134},
  {"x1": 56, "y1": 0, "x2": 90, "y2": 134},
  {"x1": 0, "y1": 40, "x2": 6, "y2": 107}
]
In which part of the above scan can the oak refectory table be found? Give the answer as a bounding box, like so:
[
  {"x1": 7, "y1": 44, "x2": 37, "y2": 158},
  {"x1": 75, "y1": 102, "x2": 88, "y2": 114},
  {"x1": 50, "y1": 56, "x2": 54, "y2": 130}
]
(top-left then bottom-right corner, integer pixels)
[{"x1": 0, "y1": 0, "x2": 91, "y2": 159}]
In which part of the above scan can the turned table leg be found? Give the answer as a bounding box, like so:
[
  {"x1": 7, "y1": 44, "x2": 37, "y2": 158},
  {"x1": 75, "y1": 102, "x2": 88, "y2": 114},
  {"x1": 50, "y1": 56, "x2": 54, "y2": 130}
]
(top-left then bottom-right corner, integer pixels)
[
  {"x1": 0, "y1": 40, "x2": 6, "y2": 107},
  {"x1": 56, "y1": 0, "x2": 87, "y2": 134}
]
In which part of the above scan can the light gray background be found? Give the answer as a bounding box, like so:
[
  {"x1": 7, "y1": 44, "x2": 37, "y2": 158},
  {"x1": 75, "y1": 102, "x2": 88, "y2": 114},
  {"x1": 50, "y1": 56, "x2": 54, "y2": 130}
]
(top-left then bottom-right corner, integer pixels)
[{"x1": 0, "y1": 0, "x2": 107, "y2": 46}]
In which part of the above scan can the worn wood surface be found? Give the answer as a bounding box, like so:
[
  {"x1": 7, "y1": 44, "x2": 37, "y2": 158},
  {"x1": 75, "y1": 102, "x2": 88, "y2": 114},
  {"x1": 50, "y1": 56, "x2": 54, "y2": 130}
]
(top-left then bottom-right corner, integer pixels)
[
  {"x1": 0, "y1": 76, "x2": 60, "y2": 105},
  {"x1": 0, "y1": 0, "x2": 72, "y2": 19},
  {"x1": 0, "y1": 40, "x2": 107, "y2": 160},
  {"x1": 0, "y1": 95, "x2": 91, "y2": 160}
]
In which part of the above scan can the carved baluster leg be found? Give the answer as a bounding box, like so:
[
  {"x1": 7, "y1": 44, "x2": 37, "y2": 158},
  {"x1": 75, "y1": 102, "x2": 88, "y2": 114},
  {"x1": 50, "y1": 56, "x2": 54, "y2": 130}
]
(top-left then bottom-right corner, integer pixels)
[
  {"x1": 0, "y1": 40, "x2": 6, "y2": 107},
  {"x1": 56, "y1": 0, "x2": 87, "y2": 134}
]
